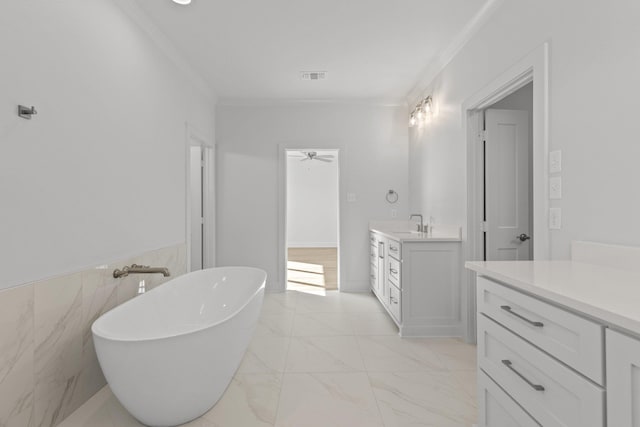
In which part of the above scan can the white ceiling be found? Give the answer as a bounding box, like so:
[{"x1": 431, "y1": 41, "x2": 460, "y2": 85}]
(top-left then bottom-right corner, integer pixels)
[{"x1": 130, "y1": 0, "x2": 490, "y2": 101}]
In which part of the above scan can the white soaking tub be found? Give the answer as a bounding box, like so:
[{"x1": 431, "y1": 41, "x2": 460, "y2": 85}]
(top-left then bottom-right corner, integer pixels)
[{"x1": 92, "y1": 267, "x2": 266, "y2": 426}]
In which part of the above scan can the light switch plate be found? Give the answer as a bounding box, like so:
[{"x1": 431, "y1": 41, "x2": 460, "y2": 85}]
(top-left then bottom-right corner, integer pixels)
[
  {"x1": 549, "y1": 207, "x2": 562, "y2": 229},
  {"x1": 549, "y1": 176, "x2": 562, "y2": 199},
  {"x1": 549, "y1": 150, "x2": 562, "y2": 173},
  {"x1": 347, "y1": 192, "x2": 357, "y2": 203}
]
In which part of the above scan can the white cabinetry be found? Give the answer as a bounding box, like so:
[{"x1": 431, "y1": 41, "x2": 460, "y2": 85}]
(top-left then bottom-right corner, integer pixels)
[
  {"x1": 468, "y1": 252, "x2": 640, "y2": 427},
  {"x1": 476, "y1": 276, "x2": 607, "y2": 427},
  {"x1": 607, "y1": 329, "x2": 640, "y2": 427},
  {"x1": 369, "y1": 230, "x2": 461, "y2": 337}
]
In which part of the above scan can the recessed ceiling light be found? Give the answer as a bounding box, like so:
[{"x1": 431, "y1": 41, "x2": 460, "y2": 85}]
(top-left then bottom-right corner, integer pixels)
[{"x1": 172, "y1": 0, "x2": 191, "y2": 5}]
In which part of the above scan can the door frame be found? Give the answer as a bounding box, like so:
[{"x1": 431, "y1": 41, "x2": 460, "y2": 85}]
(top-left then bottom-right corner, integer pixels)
[
  {"x1": 185, "y1": 123, "x2": 216, "y2": 272},
  {"x1": 277, "y1": 144, "x2": 344, "y2": 292},
  {"x1": 462, "y1": 42, "x2": 550, "y2": 342}
]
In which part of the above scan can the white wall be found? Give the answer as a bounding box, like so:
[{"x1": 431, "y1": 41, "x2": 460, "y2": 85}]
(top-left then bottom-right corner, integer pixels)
[
  {"x1": 0, "y1": 1, "x2": 215, "y2": 289},
  {"x1": 409, "y1": 0, "x2": 640, "y2": 259},
  {"x1": 216, "y1": 103, "x2": 409, "y2": 292},
  {"x1": 287, "y1": 151, "x2": 339, "y2": 247}
]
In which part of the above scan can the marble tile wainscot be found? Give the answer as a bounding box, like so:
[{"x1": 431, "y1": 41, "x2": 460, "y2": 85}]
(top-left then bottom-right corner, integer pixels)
[{"x1": 0, "y1": 243, "x2": 186, "y2": 427}]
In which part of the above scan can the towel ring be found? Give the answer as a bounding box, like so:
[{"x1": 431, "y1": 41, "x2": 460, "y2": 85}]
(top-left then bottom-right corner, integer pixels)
[{"x1": 386, "y1": 190, "x2": 398, "y2": 204}]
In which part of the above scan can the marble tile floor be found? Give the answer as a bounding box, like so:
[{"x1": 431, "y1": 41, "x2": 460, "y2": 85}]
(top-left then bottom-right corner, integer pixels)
[{"x1": 60, "y1": 290, "x2": 477, "y2": 427}]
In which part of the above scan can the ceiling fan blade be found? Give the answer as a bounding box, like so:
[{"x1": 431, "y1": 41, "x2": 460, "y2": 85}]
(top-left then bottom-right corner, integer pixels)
[
  {"x1": 300, "y1": 157, "x2": 309, "y2": 161},
  {"x1": 315, "y1": 157, "x2": 332, "y2": 162},
  {"x1": 316, "y1": 155, "x2": 335, "y2": 159}
]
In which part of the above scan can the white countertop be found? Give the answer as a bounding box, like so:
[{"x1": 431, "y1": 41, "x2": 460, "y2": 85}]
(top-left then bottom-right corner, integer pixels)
[
  {"x1": 466, "y1": 260, "x2": 640, "y2": 336},
  {"x1": 370, "y1": 228, "x2": 461, "y2": 242}
]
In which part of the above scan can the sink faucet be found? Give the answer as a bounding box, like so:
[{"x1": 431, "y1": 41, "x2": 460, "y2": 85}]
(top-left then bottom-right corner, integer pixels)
[{"x1": 409, "y1": 214, "x2": 423, "y2": 232}]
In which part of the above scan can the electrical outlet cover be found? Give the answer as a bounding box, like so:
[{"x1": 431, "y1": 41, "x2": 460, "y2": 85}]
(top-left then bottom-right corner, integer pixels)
[
  {"x1": 549, "y1": 150, "x2": 562, "y2": 173},
  {"x1": 549, "y1": 207, "x2": 562, "y2": 229},
  {"x1": 549, "y1": 176, "x2": 562, "y2": 199}
]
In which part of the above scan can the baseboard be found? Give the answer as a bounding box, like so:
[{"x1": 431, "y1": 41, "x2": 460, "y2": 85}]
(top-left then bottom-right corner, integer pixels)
[{"x1": 287, "y1": 243, "x2": 338, "y2": 248}]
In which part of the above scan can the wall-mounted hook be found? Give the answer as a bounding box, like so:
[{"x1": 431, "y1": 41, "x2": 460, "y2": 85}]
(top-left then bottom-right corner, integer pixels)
[{"x1": 18, "y1": 105, "x2": 37, "y2": 120}]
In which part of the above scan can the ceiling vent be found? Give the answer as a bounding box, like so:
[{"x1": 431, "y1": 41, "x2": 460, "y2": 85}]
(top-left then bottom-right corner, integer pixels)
[{"x1": 300, "y1": 71, "x2": 327, "y2": 81}]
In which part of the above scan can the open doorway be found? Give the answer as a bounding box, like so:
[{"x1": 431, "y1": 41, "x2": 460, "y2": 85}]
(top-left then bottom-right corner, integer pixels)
[
  {"x1": 462, "y1": 43, "x2": 550, "y2": 343},
  {"x1": 285, "y1": 149, "x2": 339, "y2": 294},
  {"x1": 186, "y1": 127, "x2": 215, "y2": 272}
]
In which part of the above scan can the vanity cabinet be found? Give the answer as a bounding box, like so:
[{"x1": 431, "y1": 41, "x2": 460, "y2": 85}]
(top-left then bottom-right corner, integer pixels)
[
  {"x1": 369, "y1": 229, "x2": 461, "y2": 337},
  {"x1": 606, "y1": 329, "x2": 640, "y2": 427},
  {"x1": 369, "y1": 232, "x2": 382, "y2": 296},
  {"x1": 468, "y1": 249, "x2": 640, "y2": 427},
  {"x1": 476, "y1": 276, "x2": 605, "y2": 427}
]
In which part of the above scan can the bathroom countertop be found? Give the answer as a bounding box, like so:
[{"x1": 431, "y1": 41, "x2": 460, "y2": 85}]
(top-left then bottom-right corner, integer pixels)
[
  {"x1": 466, "y1": 260, "x2": 640, "y2": 337},
  {"x1": 370, "y1": 228, "x2": 461, "y2": 242}
]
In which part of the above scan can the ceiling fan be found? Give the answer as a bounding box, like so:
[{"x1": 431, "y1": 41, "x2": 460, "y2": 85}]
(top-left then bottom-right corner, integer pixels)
[{"x1": 293, "y1": 151, "x2": 334, "y2": 162}]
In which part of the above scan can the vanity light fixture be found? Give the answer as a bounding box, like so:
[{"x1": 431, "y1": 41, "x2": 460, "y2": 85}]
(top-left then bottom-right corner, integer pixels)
[
  {"x1": 172, "y1": 0, "x2": 192, "y2": 5},
  {"x1": 409, "y1": 96, "x2": 432, "y2": 127}
]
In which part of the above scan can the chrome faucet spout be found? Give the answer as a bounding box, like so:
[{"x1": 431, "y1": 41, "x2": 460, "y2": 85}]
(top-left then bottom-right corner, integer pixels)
[
  {"x1": 113, "y1": 264, "x2": 171, "y2": 279},
  {"x1": 409, "y1": 214, "x2": 424, "y2": 233}
]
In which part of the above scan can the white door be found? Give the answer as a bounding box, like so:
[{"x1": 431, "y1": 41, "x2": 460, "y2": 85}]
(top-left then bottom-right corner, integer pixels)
[{"x1": 485, "y1": 109, "x2": 531, "y2": 261}]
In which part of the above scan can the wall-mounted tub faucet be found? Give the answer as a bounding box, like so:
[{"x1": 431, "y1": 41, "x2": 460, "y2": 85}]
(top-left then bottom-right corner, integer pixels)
[
  {"x1": 409, "y1": 214, "x2": 423, "y2": 232},
  {"x1": 113, "y1": 264, "x2": 171, "y2": 279}
]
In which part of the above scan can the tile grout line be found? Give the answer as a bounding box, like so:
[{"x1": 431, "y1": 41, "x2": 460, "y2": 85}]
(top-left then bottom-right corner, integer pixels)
[{"x1": 272, "y1": 291, "x2": 297, "y2": 426}]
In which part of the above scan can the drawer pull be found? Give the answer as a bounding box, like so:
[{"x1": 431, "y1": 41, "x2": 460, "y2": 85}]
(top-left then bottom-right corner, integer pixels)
[
  {"x1": 502, "y1": 359, "x2": 545, "y2": 391},
  {"x1": 390, "y1": 246, "x2": 398, "y2": 251},
  {"x1": 500, "y1": 305, "x2": 544, "y2": 327},
  {"x1": 390, "y1": 268, "x2": 398, "y2": 274},
  {"x1": 390, "y1": 296, "x2": 399, "y2": 305}
]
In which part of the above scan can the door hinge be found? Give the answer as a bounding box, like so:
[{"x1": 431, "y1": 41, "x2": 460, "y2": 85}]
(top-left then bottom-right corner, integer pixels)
[
  {"x1": 480, "y1": 221, "x2": 488, "y2": 232},
  {"x1": 480, "y1": 129, "x2": 487, "y2": 141}
]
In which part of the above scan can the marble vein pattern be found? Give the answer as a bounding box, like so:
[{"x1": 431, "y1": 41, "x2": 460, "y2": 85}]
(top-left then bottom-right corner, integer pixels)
[
  {"x1": 0, "y1": 285, "x2": 35, "y2": 426},
  {"x1": 0, "y1": 243, "x2": 186, "y2": 427},
  {"x1": 276, "y1": 373, "x2": 384, "y2": 427},
  {"x1": 34, "y1": 273, "x2": 83, "y2": 427},
  {"x1": 369, "y1": 371, "x2": 477, "y2": 427},
  {"x1": 59, "y1": 288, "x2": 478, "y2": 427}
]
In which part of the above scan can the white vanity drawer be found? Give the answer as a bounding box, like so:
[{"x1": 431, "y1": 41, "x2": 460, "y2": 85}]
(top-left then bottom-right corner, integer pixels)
[
  {"x1": 388, "y1": 283, "x2": 401, "y2": 322},
  {"x1": 478, "y1": 315, "x2": 604, "y2": 427},
  {"x1": 388, "y1": 256, "x2": 400, "y2": 286},
  {"x1": 370, "y1": 244, "x2": 378, "y2": 265},
  {"x1": 478, "y1": 370, "x2": 541, "y2": 427},
  {"x1": 477, "y1": 276, "x2": 604, "y2": 384},
  {"x1": 388, "y1": 239, "x2": 401, "y2": 260}
]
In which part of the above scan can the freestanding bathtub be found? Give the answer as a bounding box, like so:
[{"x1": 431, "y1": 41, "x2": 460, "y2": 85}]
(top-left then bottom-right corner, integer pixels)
[{"x1": 92, "y1": 267, "x2": 266, "y2": 427}]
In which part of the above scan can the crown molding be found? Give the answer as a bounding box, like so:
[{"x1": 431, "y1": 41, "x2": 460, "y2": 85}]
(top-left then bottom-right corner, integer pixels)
[
  {"x1": 406, "y1": 0, "x2": 505, "y2": 104},
  {"x1": 216, "y1": 97, "x2": 408, "y2": 108},
  {"x1": 112, "y1": 0, "x2": 216, "y2": 103}
]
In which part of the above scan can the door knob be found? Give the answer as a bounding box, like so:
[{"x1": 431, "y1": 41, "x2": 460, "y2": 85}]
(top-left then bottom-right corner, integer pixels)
[{"x1": 517, "y1": 233, "x2": 531, "y2": 242}]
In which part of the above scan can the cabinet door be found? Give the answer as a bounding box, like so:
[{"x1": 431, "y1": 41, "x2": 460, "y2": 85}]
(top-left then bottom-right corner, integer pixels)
[{"x1": 607, "y1": 329, "x2": 640, "y2": 427}]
